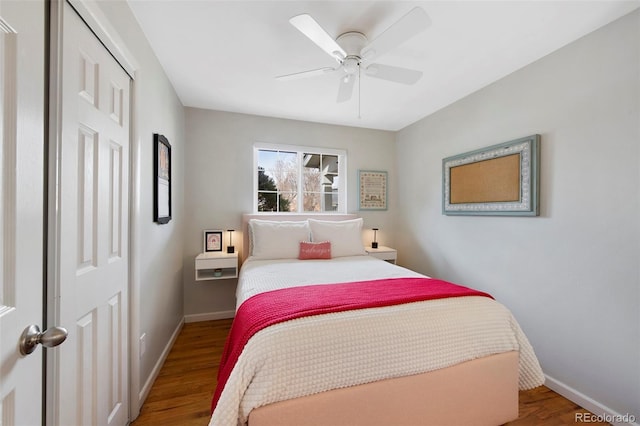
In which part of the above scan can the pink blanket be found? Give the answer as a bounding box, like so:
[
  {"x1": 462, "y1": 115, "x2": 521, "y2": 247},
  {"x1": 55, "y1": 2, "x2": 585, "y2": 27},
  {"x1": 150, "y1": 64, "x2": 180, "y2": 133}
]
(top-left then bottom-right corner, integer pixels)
[{"x1": 211, "y1": 277, "x2": 492, "y2": 413}]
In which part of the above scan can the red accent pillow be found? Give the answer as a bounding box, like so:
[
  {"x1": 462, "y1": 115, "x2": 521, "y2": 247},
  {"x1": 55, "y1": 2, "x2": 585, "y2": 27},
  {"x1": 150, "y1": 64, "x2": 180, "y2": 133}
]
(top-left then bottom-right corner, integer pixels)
[{"x1": 299, "y1": 241, "x2": 331, "y2": 260}]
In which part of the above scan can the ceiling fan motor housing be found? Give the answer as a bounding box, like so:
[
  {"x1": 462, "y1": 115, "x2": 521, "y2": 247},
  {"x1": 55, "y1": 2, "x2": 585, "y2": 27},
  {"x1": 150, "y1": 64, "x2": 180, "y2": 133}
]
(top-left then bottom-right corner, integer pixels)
[
  {"x1": 336, "y1": 32, "x2": 368, "y2": 76},
  {"x1": 337, "y1": 32, "x2": 367, "y2": 56}
]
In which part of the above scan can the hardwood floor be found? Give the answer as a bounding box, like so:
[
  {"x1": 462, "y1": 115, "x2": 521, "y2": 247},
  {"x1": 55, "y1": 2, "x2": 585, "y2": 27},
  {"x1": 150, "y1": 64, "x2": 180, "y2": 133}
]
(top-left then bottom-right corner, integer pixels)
[
  {"x1": 132, "y1": 320, "x2": 606, "y2": 426},
  {"x1": 132, "y1": 320, "x2": 232, "y2": 426},
  {"x1": 505, "y1": 386, "x2": 606, "y2": 426}
]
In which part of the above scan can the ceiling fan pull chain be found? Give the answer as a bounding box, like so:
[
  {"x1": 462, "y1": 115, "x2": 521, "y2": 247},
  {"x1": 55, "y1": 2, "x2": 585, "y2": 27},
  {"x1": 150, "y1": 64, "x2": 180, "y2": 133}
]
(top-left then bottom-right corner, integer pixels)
[{"x1": 358, "y1": 65, "x2": 361, "y2": 119}]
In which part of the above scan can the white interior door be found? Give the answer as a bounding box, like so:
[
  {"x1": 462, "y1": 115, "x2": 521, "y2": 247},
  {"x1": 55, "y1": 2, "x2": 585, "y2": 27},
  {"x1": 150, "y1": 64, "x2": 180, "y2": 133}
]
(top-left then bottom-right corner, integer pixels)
[
  {"x1": 0, "y1": 1, "x2": 45, "y2": 425},
  {"x1": 50, "y1": 3, "x2": 131, "y2": 425}
]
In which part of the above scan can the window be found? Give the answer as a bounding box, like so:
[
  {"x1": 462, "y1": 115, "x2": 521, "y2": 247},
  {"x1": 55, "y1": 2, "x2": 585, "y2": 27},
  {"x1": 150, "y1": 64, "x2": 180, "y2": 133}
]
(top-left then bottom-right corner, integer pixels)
[{"x1": 254, "y1": 144, "x2": 347, "y2": 213}]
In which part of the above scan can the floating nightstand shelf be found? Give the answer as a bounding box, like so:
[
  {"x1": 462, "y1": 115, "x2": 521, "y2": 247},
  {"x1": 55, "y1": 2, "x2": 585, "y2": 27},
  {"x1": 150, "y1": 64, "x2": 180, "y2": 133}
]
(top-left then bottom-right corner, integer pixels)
[
  {"x1": 365, "y1": 246, "x2": 397, "y2": 264},
  {"x1": 195, "y1": 251, "x2": 238, "y2": 281}
]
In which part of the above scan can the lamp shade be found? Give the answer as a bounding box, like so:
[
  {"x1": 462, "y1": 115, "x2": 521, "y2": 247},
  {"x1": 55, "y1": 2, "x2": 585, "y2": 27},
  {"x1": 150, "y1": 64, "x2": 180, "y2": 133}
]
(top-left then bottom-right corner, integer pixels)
[{"x1": 227, "y1": 229, "x2": 235, "y2": 254}]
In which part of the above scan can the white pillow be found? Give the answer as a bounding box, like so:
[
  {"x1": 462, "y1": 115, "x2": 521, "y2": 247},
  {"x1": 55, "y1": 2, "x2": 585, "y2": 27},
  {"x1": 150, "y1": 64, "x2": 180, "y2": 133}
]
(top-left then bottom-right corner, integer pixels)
[
  {"x1": 308, "y1": 218, "x2": 366, "y2": 258},
  {"x1": 249, "y1": 219, "x2": 310, "y2": 260}
]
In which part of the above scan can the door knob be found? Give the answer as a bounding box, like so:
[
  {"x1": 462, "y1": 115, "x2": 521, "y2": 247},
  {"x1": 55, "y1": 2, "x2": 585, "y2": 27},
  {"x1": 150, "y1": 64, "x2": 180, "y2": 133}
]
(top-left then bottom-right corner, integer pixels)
[{"x1": 19, "y1": 325, "x2": 68, "y2": 356}]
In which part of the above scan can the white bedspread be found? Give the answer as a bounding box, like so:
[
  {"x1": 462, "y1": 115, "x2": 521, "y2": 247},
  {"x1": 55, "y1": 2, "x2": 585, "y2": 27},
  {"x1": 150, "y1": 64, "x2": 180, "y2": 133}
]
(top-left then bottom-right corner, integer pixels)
[
  {"x1": 235, "y1": 255, "x2": 424, "y2": 307},
  {"x1": 210, "y1": 256, "x2": 544, "y2": 426}
]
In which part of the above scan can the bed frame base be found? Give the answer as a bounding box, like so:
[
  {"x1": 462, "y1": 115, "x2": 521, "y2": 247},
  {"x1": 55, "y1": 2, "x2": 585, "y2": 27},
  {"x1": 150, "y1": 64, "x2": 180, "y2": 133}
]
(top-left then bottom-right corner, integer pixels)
[{"x1": 249, "y1": 351, "x2": 519, "y2": 426}]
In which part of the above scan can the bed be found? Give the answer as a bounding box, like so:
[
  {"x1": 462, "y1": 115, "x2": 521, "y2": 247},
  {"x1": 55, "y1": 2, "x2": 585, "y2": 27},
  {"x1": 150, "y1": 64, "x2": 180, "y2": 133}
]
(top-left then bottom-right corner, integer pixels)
[{"x1": 209, "y1": 214, "x2": 544, "y2": 426}]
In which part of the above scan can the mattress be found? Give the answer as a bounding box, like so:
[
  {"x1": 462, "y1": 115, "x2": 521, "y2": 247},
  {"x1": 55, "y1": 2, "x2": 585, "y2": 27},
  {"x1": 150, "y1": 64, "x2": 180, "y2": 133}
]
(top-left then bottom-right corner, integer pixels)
[{"x1": 209, "y1": 255, "x2": 544, "y2": 426}]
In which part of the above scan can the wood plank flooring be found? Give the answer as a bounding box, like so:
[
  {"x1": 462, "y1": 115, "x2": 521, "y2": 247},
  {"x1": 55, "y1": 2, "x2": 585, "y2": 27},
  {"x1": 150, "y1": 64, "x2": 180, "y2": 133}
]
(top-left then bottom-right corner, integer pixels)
[{"x1": 131, "y1": 320, "x2": 606, "y2": 426}]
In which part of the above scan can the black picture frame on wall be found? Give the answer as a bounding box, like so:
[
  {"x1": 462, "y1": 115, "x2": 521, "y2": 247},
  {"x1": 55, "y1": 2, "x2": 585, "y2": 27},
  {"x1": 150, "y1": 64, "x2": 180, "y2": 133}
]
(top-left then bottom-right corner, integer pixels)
[{"x1": 154, "y1": 133, "x2": 172, "y2": 224}]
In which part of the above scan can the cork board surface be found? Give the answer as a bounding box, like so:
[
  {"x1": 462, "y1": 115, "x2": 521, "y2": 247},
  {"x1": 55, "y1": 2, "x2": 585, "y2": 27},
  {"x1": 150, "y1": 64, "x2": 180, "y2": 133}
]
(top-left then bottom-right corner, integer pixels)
[{"x1": 450, "y1": 154, "x2": 520, "y2": 204}]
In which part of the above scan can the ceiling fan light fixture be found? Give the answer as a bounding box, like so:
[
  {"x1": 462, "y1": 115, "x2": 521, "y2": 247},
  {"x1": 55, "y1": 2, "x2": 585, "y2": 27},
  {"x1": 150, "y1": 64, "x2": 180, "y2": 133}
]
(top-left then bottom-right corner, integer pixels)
[{"x1": 342, "y1": 57, "x2": 359, "y2": 75}]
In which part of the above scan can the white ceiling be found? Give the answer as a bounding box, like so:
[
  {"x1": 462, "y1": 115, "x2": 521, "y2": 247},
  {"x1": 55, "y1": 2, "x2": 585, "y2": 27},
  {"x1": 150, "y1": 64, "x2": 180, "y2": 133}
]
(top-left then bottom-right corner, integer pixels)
[{"x1": 127, "y1": 1, "x2": 639, "y2": 131}]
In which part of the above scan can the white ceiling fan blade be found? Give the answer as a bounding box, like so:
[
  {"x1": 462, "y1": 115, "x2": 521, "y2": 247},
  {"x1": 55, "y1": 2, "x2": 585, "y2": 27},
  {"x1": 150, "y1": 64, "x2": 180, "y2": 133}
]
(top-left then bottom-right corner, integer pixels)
[
  {"x1": 289, "y1": 14, "x2": 347, "y2": 62},
  {"x1": 336, "y1": 74, "x2": 355, "y2": 103},
  {"x1": 360, "y1": 7, "x2": 431, "y2": 62},
  {"x1": 365, "y1": 64, "x2": 423, "y2": 85},
  {"x1": 276, "y1": 67, "x2": 336, "y2": 81}
]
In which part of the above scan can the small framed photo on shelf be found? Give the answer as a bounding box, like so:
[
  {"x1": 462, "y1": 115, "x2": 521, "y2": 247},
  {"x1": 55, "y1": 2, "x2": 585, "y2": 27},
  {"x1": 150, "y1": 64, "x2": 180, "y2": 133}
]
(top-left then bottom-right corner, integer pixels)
[{"x1": 203, "y1": 230, "x2": 223, "y2": 252}]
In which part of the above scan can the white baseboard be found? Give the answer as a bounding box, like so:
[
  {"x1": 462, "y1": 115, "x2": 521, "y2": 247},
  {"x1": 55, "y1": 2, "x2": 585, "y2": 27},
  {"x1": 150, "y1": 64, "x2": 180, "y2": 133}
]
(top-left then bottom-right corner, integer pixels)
[
  {"x1": 545, "y1": 375, "x2": 639, "y2": 426},
  {"x1": 184, "y1": 310, "x2": 235, "y2": 323},
  {"x1": 137, "y1": 318, "x2": 184, "y2": 405}
]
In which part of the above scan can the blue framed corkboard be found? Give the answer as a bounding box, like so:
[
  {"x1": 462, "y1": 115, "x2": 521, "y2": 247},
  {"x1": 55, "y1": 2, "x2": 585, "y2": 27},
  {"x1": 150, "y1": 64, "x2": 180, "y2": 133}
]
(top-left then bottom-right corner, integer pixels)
[{"x1": 442, "y1": 135, "x2": 540, "y2": 216}]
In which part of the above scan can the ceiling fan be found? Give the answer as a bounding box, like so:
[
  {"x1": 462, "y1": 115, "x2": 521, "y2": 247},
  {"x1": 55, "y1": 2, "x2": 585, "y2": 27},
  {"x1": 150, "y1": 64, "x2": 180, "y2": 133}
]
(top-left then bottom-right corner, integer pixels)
[{"x1": 276, "y1": 7, "x2": 431, "y2": 106}]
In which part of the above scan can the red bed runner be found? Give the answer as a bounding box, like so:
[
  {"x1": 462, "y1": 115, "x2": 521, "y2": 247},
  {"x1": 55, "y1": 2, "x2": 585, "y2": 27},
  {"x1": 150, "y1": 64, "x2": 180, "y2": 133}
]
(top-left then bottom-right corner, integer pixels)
[{"x1": 211, "y1": 277, "x2": 492, "y2": 413}]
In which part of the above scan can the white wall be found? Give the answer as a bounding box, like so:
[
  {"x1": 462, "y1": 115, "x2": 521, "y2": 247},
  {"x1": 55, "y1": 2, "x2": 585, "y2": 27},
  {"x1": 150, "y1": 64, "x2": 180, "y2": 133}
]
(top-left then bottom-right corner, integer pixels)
[
  {"x1": 183, "y1": 108, "x2": 396, "y2": 316},
  {"x1": 396, "y1": 10, "x2": 639, "y2": 421},
  {"x1": 92, "y1": 1, "x2": 186, "y2": 418}
]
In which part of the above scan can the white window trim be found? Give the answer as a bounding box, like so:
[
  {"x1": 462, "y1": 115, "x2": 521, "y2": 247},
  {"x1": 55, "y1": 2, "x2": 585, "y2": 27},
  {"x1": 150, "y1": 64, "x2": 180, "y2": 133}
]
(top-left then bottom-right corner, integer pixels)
[{"x1": 253, "y1": 142, "x2": 348, "y2": 213}]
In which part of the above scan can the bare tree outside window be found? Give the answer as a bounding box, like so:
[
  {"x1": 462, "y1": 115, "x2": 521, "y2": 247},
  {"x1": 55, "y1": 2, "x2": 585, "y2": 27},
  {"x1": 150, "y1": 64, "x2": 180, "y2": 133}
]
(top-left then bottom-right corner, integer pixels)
[
  {"x1": 271, "y1": 157, "x2": 298, "y2": 211},
  {"x1": 257, "y1": 150, "x2": 297, "y2": 212}
]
